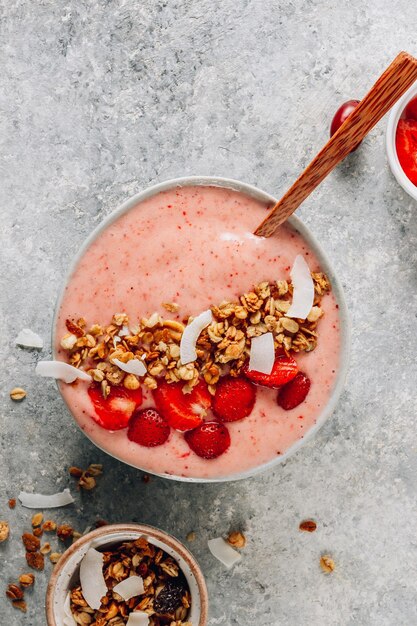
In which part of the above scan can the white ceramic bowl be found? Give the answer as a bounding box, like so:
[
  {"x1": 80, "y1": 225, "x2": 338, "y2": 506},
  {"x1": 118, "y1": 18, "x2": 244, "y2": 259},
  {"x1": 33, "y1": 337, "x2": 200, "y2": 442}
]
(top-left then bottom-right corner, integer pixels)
[
  {"x1": 45, "y1": 523, "x2": 208, "y2": 626},
  {"x1": 53, "y1": 176, "x2": 350, "y2": 482},
  {"x1": 386, "y1": 80, "x2": 417, "y2": 200}
]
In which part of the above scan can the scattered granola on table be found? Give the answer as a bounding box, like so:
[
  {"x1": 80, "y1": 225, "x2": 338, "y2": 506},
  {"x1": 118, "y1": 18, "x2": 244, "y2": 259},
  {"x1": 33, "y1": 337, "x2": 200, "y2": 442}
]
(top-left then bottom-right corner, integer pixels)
[
  {"x1": 320, "y1": 554, "x2": 335, "y2": 574},
  {"x1": 0, "y1": 520, "x2": 10, "y2": 542},
  {"x1": 69, "y1": 463, "x2": 103, "y2": 491},
  {"x1": 70, "y1": 537, "x2": 192, "y2": 626}
]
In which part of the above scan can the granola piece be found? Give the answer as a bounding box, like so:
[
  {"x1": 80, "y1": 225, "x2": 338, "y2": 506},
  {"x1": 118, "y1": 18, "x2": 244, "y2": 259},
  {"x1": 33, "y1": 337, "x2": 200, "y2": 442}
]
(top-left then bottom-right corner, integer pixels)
[
  {"x1": 31, "y1": 512, "x2": 43, "y2": 528},
  {"x1": 123, "y1": 373, "x2": 140, "y2": 390},
  {"x1": 42, "y1": 520, "x2": 57, "y2": 532},
  {"x1": 19, "y1": 573, "x2": 35, "y2": 588},
  {"x1": 162, "y1": 302, "x2": 180, "y2": 313},
  {"x1": 12, "y1": 600, "x2": 27, "y2": 612},
  {"x1": 307, "y1": 306, "x2": 323, "y2": 323},
  {"x1": 22, "y1": 532, "x2": 40, "y2": 552},
  {"x1": 49, "y1": 552, "x2": 62, "y2": 564},
  {"x1": 6, "y1": 583, "x2": 24, "y2": 600},
  {"x1": 320, "y1": 554, "x2": 335, "y2": 573},
  {"x1": 66, "y1": 319, "x2": 85, "y2": 337},
  {"x1": 299, "y1": 519, "x2": 317, "y2": 532},
  {"x1": 40, "y1": 542, "x2": 51, "y2": 555},
  {"x1": 57, "y1": 524, "x2": 74, "y2": 541},
  {"x1": 60, "y1": 333, "x2": 78, "y2": 350},
  {"x1": 227, "y1": 531, "x2": 246, "y2": 549},
  {"x1": 0, "y1": 521, "x2": 9, "y2": 542},
  {"x1": 26, "y1": 551, "x2": 44, "y2": 570},
  {"x1": 10, "y1": 387, "x2": 27, "y2": 401}
]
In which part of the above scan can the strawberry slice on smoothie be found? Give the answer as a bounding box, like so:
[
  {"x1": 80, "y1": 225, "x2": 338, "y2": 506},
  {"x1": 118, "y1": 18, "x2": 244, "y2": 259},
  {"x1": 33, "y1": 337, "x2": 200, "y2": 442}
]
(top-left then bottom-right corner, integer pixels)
[
  {"x1": 152, "y1": 379, "x2": 212, "y2": 431},
  {"x1": 212, "y1": 376, "x2": 256, "y2": 422},
  {"x1": 277, "y1": 372, "x2": 311, "y2": 410},
  {"x1": 396, "y1": 119, "x2": 417, "y2": 185},
  {"x1": 184, "y1": 422, "x2": 231, "y2": 459},
  {"x1": 88, "y1": 384, "x2": 143, "y2": 430},
  {"x1": 243, "y1": 353, "x2": 298, "y2": 388}
]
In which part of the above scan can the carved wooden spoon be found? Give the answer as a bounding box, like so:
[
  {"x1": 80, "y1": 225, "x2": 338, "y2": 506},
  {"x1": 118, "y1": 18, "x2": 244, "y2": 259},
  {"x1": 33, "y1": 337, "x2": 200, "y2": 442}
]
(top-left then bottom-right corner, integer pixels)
[{"x1": 254, "y1": 51, "x2": 417, "y2": 237}]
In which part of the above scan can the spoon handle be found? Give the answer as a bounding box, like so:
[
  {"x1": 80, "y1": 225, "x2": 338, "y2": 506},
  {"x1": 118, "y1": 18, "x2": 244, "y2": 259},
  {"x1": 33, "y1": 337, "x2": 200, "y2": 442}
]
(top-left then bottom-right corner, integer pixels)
[{"x1": 255, "y1": 52, "x2": 417, "y2": 237}]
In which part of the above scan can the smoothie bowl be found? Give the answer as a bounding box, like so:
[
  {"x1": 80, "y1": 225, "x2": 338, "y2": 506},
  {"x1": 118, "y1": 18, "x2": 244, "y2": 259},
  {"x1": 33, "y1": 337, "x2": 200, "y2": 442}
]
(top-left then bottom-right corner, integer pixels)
[
  {"x1": 45, "y1": 523, "x2": 208, "y2": 626},
  {"x1": 50, "y1": 177, "x2": 350, "y2": 482}
]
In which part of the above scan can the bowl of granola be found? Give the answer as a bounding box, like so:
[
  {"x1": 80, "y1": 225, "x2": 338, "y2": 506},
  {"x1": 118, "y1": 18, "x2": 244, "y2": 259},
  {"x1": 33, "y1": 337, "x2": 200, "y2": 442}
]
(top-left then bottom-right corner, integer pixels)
[
  {"x1": 45, "y1": 523, "x2": 208, "y2": 626},
  {"x1": 47, "y1": 176, "x2": 350, "y2": 482}
]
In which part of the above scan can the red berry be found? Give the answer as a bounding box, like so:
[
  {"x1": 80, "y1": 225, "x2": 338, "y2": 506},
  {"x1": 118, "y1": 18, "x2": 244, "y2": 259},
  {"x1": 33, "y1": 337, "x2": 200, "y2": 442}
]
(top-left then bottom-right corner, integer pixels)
[
  {"x1": 277, "y1": 372, "x2": 311, "y2": 410},
  {"x1": 152, "y1": 379, "x2": 211, "y2": 431},
  {"x1": 243, "y1": 354, "x2": 298, "y2": 389},
  {"x1": 184, "y1": 421, "x2": 231, "y2": 459},
  {"x1": 88, "y1": 384, "x2": 143, "y2": 430},
  {"x1": 127, "y1": 408, "x2": 170, "y2": 447},
  {"x1": 396, "y1": 119, "x2": 417, "y2": 186},
  {"x1": 212, "y1": 376, "x2": 256, "y2": 422},
  {"x1": 330, "y1": 100, "x2": 361, "y2": 150}
]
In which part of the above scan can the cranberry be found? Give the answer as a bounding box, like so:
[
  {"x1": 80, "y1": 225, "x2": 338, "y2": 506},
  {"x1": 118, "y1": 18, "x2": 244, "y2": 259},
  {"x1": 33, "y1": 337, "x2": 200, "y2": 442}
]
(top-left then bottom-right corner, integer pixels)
[{"x1": 330, "y1": 100, "x2": 361, "y2": 150}]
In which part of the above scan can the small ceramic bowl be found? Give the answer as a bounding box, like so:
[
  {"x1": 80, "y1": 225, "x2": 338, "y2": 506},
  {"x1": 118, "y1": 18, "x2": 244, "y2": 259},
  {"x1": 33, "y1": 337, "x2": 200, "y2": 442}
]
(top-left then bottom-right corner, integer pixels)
[
  {"x1": 45, "y1": 523, "x2": 208, "y2": 626},
  {"x1": 386, "y1": 80, "x2": 417, "y2": 200}
]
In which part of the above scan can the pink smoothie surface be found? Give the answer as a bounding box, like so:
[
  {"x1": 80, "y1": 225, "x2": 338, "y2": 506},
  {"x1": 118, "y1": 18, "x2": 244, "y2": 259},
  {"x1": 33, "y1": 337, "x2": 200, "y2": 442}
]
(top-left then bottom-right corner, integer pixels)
[{"x1": 55, "y1": 185, "x2": 341, "y2": 479}]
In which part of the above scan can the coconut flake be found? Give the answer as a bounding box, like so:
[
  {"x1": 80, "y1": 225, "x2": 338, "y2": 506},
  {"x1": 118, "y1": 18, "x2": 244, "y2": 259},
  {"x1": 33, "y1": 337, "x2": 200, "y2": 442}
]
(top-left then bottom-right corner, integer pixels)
[
  {"x1": 180, "y1": 309, "x2": 213, "y2": 365},
  {"x1": 119, "y1": 325, "x2": 130, "y2": 337},
  {"x1": 18, "y1": 488, "x2": 74, "y2": 509},
  {"x1": 63, "y1": 591, "x2": 77, "y2": 626},
  {"x1": 35, "y1": 361, "x2": 91, "y2": 383},
  {"x1": 15, "y1": 328, "x2": 43, "y2": 349},
  {"x1": 208, "y1": 537, "x2": 242, "y2": 569},
  {"x1": 79, "y1": 548, "x2": 108, "y2": 610},
  {"x1": 112, "y1": 358, "x2": 147, "y2": 377},
  {"x1": 248, "y1": 332, "x2": 275, "y2": 374},
  {"x1": 286, "y1": 255, "x2": 314, "y2": 320},
  {"x1": 113, "y1": 576, "x2": 145, "y2": 601},
  {"x1": 126, "y1": 612, "x2": 150, "y2": 626}
]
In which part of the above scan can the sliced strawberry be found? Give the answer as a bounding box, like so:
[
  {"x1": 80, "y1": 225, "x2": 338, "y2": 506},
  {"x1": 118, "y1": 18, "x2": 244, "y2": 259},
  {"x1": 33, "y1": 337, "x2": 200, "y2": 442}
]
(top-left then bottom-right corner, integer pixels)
[
  {"x1": 152, "y1": 379, "x2": 212, "y2": 431},
  {"x1": 277, "y1": 372, "x2": 311, "y2": 410},
  {"x1": 243, "y1": 354, "x2": 298, "y2": 388},
  {"x1": 396, "y1": 119, "x2": 417, "y2": 186},
  {"x1": 404, "y1": 96, "x2": 417, "y2": 121},
  {"x1": 212, "y1": 376, "x2": 256, "y2": 422},
  {"x1": 184, "y1": 422, "x2": 231, "y2": 459},
  {"x1": 88, "y1": 384, "x2": 143, "y2": 430},
  {"x1": 127, "y1": 408, "x2": 170, "y2": 447}
]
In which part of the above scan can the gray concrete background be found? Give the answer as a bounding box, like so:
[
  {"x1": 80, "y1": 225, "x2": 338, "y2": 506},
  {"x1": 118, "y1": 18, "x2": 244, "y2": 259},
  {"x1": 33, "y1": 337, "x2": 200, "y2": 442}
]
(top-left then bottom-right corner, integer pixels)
[{"x1": 1, "y1": 1, "x2": 417, "y2": 624}]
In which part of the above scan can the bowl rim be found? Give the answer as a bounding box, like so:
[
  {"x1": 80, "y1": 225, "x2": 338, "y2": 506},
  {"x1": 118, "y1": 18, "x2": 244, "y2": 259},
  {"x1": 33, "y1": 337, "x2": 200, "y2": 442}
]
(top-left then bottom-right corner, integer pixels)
[
  {"x1": 45, "y1": 522, "x2": 208, "y2": 626},
  {"x1": 52, "y1": 175, "x2": 351, "y2": 483},
  {"x1": 386, "y1": 80, "x2": 417, "y2": 200}
]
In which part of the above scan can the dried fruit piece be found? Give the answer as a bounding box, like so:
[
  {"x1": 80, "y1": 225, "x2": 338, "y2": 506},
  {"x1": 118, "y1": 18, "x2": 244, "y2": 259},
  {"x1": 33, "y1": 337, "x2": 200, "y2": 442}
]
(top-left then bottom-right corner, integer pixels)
[
  {"x1": 153, "y1": 379, "x2": 211, "y2": 431},
  {"x1": 33, "y1": 527, "x2": 43, "y2": 537},
  {"x1": 212, "y1": 376, "x2": 256, "y2": 422},
  {"x1": 8, "y1": 498, "x2": 16, "y2": 509},
  {"x1": 6, "y1": 584, "x2": 24, "y2": 600},
  {"x1": 243, "y1": 354, "x2": 298, "y2": 389},
  {"x1": 22, "y1": 532, "x2": 40, "y2": 552},
  {"x1": 10, "y1": 387, "x2": 26, "y2": 401},
  {"x1": 0, "y1": 521, "x2": 9, "y2": 542},
  {"x1": 19, "y1": 573, "x2": 35, "y2": 588},
  {"x1": 128, "y1": 408, "x2": 171, "y2": 447},
  {"x1": 320, "y1": 554, "x2": 335, "y2": 574},
  {"x1": 26, "y1": 551, "x2": 44, "y2": 570},
  {"x1": 184, "y1": 422, "x2": 231, "y2": 459},
  {"x1": 12, "y1": 599, "x2": 27, "y2": 612},
  {"x1": 278, "y1": 372, "x2": 311, "y2": 410},
  {"x1": 299, "y1": 519, "x2": 317, "y2": 532},
  {"x1": 227, "y1": 531, "x2": 246, "y2": 549},
  {"x1": 154, "y1": 580, "x2": 184, "y2": 614},
  {"x1": 68, "y1": 466, "x2": 83, "y2": 478}
]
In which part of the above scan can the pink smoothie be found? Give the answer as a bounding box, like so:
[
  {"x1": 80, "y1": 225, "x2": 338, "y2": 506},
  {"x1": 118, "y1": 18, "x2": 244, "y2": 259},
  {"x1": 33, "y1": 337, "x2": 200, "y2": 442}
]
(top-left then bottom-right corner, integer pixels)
[{"x1": 55, "y1": 185, "x2": 341, "y2": 480}]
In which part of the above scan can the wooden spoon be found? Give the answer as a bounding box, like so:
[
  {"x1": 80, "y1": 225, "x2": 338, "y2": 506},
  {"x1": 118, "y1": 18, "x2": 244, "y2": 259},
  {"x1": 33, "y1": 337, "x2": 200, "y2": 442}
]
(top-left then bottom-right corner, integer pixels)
[{"x1": 254, "y1": 51, "x2": 417, "y2": 237}]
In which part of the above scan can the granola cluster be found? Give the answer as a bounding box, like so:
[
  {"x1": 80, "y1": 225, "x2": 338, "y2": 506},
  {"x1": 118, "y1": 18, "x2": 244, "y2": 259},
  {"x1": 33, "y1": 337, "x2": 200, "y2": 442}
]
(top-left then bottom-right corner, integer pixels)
[
  {"x1": 61, "y1": 273, "x2": 330, "y2": 397},
  {"x1": 70, "y1": 537, "x2": 191, "y2": 626}
]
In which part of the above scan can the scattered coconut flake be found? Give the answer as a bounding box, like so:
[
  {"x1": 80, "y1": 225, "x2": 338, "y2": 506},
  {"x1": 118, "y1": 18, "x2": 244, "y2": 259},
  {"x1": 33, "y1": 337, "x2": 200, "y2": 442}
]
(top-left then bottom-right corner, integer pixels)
[
  {"x1": 18, "y1": 488, "x2": 74, "y2": 509},
  {"x1": 35, "y1": 361, "x2": 91, "y2": 383},
  {"x1": 119, "y1": 325, "x2": 130, "y2": 337},
  {"x1": 126, "y1": 611, "x2": 150, "y2": 626},
  {"x1": 112, "y1": 358, "x2": 147, "y2": 377},
  {"x1": 113, "y1": 576, "x2": 145, "y2": 601},
  {"x1": 208, "y1": 537, "x2": 242, "y2": 569},
  {"x1": 286, "y1": 255, "x2": 314, "y2": 320},
  {"x1": 63, "y1": 591, "x2": 77, "y2": 626},
  {"x1": 180, "y1": 309, "x2": 213, "y2": 364},
  {"x1": 15, "y1": 328, "x2": 43, "y2": 349},
  {"x1": 248, "y1": 332, "x2": 274, "y2": 374},
  {"x1": 79, "y1": 548, "x2": 107, "y2": 610}
]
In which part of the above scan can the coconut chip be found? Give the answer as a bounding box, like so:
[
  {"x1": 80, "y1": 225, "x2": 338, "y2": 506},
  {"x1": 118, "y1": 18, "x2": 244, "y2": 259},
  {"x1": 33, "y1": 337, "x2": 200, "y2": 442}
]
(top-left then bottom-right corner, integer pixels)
[
  {"x1": 35, "y1": 361, "x2": 91, "y2": 383},
  {"x1": 248, "y1": 332, "x2": 274, "y2": 374},
  {"x1": 180, "y1": 309, "x2": 213, "y2": 365},
  {"x1": 63, "y1": 591, "x2": 77, "y2": 626},
  {"x1": 18, "y1": 488, "x2": 74, "y2": 509},
  {"x1": 286, "y1": 255, "x2": 314, "y2": 320},
  {"x1": 113, "y1": 575, "x2": 145, "y2": 601},
  {"x1": 112, "y1": 358, "x2": 147, "y2": 377},
  {"x1": 126, "y1": 611, "x2": 150, "y2": 626},
  {"x1": 16, "y1": 328, "x2": 44, "y2": 349},
  {"x1": 79, "y1": 548, "x2": 107, "y2": 610},
  {"x1": 208, "y1": 537, "x2": 242, "y2": 569}
]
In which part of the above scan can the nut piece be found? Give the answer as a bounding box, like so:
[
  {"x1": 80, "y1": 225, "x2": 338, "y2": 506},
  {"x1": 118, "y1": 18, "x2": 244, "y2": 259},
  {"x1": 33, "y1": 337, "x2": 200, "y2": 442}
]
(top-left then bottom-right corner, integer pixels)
[
  {"x1": 227, "y1": 531, "x2": 246, "y2": 549},
  {"x1": 42, "y1": 520, "x2": 57, "y2": 532},
  {"x1": 57, "y1": 524, "x2": 73, "y2": 541},
  {"x1": 40, "y1": 542, "x2": 51, "y2": 555},
  {"x1": 49, "y1": 552, "x2": 62, "y2": 564},
  {"x1": 22, "y1": 532, "x2": 40, "y2": 552},
  {"x1": 0, "y1": 521, "x2": 10, "y2": 542},
  {"x1": 12, "y1": 600, "x2": 27, "y2": 612},
  {"x1": 31, "y1": 512, "x2": 43, "y2": 528},
  {"x1": 26, "y1": 551, "x2": 44, "y2": 571},
  {"x1": 78, "y1": 475, "x2": 96, "y2": 490},
  {"x1": 299, "y1": 519, "x2": 317, "y2": 533},
  {"x1": 19, "y1": 573, "x2": 35, "y2": 588},
  {"x1": 6, "y1": 583, "x2": 24, "y2": 600},
  {"x1": 10, "y1": 387, "x2": 26, "y2": 401},
  {"x1": 320, "y1": 554, "x2": 335, "y2": 574}
]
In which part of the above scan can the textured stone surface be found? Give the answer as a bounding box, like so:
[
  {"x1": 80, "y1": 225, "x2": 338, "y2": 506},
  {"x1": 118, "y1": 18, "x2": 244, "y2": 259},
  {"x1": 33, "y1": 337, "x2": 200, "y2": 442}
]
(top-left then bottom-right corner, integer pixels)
[{"x1": 1, "y1": 1, "x2": 417, "y2": 624}]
